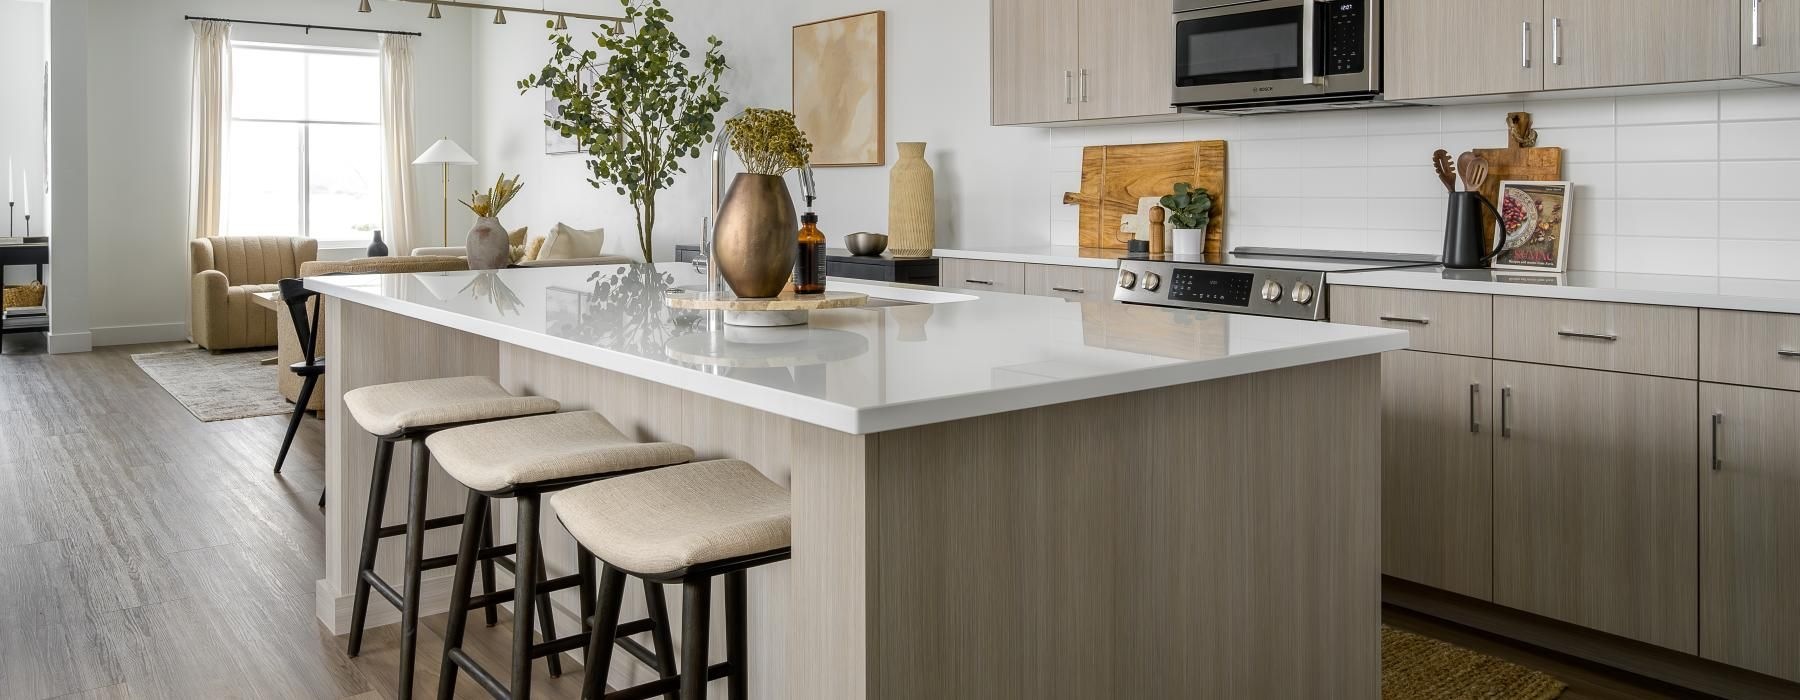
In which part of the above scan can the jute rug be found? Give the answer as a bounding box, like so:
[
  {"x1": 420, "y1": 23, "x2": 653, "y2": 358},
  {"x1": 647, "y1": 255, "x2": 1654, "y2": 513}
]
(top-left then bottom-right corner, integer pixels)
[
  {"x1": 132, "y1": 347, "x2": 291, "y2": 422},
  {"x1": 1384, "y1": 625, "x2": 1567, "y2": 700}
]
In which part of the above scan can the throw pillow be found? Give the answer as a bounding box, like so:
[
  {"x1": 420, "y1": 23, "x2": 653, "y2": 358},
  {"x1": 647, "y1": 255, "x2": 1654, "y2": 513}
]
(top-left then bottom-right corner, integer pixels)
[{"x1": 538, "y1": 223, "x2": 605, "y2": 261}]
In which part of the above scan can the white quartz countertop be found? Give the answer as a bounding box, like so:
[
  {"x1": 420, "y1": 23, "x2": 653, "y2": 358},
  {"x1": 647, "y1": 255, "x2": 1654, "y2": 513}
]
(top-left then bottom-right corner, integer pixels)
[
  {"x1": 934, "y1": 245, "x2": 1127, "y2": 269},
  {"x1": 1331, "y1": 267, "x2": 1800, "y2": 314},
  {"x1": 307, "y1": 263, "x2": 1406, "y2": 434}
]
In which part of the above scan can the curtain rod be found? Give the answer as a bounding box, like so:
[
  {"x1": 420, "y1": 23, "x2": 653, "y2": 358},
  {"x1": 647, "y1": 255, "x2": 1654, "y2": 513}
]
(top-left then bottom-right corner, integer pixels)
[{"x1": 183, "y1": 15, "x2": 424, "y2": 37}]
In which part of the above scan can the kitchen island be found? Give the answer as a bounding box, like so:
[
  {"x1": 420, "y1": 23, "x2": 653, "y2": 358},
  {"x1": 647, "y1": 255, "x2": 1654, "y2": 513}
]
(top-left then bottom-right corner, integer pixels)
[{"x1": 306, "y1": 263, "x2": 1407, "y2": 699}]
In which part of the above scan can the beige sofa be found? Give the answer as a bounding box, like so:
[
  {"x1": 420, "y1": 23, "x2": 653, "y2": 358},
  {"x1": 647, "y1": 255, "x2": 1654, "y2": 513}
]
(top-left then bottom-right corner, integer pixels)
[
  {"x1": 190, "y1": 236, "x2": 318, "y2": 351},
  {"x1": 278, "y1": 255, "x2": 469, "y2": 409}
]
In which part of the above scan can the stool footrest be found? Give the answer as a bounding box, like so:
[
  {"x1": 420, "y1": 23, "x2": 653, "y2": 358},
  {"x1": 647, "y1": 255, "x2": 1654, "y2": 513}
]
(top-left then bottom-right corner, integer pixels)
[
  {"x1": 358, "y1": 542, "x2": 521, "y2": 614},
  {"x1": 603, "y1": 662, "x2": 731, "y2": 700},
  {"x1": 373, "y1": 513, "x2": 466, "y2": 540},
  {"x1": 446, "y1": 648, "x2": 510, "y2": 698},
  {"x1": 460, "y1": 572, "x2": 583, "y2": 610}
]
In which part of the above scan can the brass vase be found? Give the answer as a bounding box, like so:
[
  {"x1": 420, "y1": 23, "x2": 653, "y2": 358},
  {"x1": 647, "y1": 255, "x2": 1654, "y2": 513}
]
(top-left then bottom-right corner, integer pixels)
[{"x1": 714, "y1": 173, "x2": 798, "y2": 298}]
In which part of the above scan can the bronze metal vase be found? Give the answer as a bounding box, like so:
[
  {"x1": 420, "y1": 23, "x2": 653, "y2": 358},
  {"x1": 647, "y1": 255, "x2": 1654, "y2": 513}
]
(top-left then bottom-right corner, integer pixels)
[{"x1": 714, "y1": 173, "x2": 799, "y2": 298}]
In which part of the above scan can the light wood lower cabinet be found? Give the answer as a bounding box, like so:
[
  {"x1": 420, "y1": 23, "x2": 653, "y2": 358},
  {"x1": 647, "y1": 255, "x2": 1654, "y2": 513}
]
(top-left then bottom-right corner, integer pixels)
[
  {"x1": 939, "y1": 258, "x2": 1026, "y2": 294},
  {"x1": 1380, "y1": 351, "x2": 1494, "y2": 600},
  {"x1": 1491, "y1": 360, "x2": 1698, "y2": 653},
  {"x1": 1699, "y1": 382, "x2": 1800, "y2": 684},
  {"x1": 1023, "y1": 264, "x2": 1117, "y2": 302}
]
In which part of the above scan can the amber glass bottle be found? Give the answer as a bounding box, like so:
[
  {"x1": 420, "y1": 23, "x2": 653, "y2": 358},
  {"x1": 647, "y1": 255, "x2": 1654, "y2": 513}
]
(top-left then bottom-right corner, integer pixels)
[{"x1": 794, "y1": 212, "x2": 826, "y2": 294}]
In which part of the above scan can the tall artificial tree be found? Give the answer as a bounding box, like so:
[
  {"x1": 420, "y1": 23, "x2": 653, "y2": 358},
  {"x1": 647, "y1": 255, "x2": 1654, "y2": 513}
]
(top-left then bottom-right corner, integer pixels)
[{"x1": 521, "y1": 0, "x2": 728, "y2": 262}]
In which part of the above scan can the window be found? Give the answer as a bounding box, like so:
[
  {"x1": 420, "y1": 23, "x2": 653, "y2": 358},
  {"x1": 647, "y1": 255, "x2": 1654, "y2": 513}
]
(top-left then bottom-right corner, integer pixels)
[{"x1": 224, "y1": 42, "x2": 383, "y2": 242}]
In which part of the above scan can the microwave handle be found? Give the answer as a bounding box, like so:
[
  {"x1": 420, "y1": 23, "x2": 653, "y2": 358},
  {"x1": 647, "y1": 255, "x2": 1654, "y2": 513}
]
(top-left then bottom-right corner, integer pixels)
[{"x1": 1300, "y1": 0, "x2": 1320, "y2": 86}]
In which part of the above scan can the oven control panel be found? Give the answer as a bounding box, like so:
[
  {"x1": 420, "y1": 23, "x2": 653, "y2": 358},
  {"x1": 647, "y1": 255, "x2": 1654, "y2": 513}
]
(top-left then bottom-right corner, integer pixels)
[{"x1": 1112, "y1": 260, "x2": 1329, "y2": 321}]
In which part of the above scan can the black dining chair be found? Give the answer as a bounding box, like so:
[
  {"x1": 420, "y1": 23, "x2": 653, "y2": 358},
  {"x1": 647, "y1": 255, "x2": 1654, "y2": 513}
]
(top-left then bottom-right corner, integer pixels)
[{"x1": 274, "y1": 277, "x2": 326, "y2": 491}]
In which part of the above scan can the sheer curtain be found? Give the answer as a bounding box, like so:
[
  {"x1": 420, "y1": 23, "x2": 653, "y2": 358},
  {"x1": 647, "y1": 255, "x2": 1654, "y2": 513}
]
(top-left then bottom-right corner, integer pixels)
[
  {"x1": 188, "y1": 20, "x2": 231, "y2": 239},
  {"x1": 380, "y1": 34, "x2": 419, "y2": 255}
]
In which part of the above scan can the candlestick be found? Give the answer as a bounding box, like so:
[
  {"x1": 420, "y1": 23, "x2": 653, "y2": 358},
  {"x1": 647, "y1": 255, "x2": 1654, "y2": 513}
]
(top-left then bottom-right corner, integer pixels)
[
  {"x1": 7, "y1": 202, "x2": 13, "y2": 237},
  {"x1": 20, "y1": 172, "x2": 28, "y2": 218},
  {"x1": 23, "y1": 215, "x2": 30, "y2": 237},
  {"x1": 6, "y1": 158, "x2": 13, "y2": 203}
]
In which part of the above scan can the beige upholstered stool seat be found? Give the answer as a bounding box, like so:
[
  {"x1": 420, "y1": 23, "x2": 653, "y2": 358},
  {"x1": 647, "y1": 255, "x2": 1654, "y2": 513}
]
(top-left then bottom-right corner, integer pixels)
[
  {"x1": 342, "y1": 376, "x2": 559, "y2": 436},
  {"x1": 552, "y1": 459, "x2": 791, "y2": 576},
  {"x1": 427, "y1": 411, "x2": 695, "y2": 493}
]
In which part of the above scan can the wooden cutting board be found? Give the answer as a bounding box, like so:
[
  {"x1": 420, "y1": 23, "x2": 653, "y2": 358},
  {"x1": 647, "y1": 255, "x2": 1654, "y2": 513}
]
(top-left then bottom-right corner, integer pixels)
[
  {"x1": 1473, "y1": 114, "x2": 1562, "y2": 250},
  {"x1": 1061, "y1": 141, "x2": 1227, "y2": 255}
]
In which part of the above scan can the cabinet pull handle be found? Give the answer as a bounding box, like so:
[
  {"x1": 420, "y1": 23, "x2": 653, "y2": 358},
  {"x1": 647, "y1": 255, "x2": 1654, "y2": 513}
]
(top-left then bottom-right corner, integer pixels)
[
  {"x1": 964, "y1": 279, "x2": 995, "y2": 286},
  {"x1": 1378, "y1": 315, "x2": 1430, "y2": 325},
  {"x1": 1064, "y1": 70, "x2": 1074, "y2": 105},
  {"x1": 1469, "y1": 383, "x2": 1481, "y2": 434},
  {"x1": 1501, "y1": 387, "x2": 1513, "y2": 438},
  {"x1": 1551, "y1": 17, "x2": 1563, "y2": 66},
  {"x1": 1521, "y1": 20, "x2": 1532, "y2": 68},
  {"x1": 1051, "y1": 287, "x2": 1086, "y2": 294},
  {"x1": 1079, "y1": 69, "x2": 1089, "y2": 103},
  {"x1": 1754, "y1": 0, "x2": 1764, "y2": 47},
  {"x1": 1712, "y1": 412, "x2": 1724, "y2": 471},
  {"x1": 1778, "y1": 349, "x2": 1800, "y2": 358},
  {"x1": 1557, "y1": 330, "x2": 1617, "y2": 342}
]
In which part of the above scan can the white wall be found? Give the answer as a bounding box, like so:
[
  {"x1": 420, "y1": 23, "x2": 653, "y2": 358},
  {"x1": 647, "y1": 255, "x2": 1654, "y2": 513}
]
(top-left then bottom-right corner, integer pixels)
[
  {"x1": 72, "y1": 0, "x2": 475, "y2": 346},
  {"x1": 2, "y1": 0, "x2": 47, "y2": 288},
  {"x1": 471, "y1": 0, "x2": 1049, "y2": 262}
]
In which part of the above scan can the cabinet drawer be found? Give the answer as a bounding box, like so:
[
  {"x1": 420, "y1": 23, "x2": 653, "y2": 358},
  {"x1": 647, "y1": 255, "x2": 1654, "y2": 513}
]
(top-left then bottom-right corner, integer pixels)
[
  {"x1": 1024, "y1": 264, "x2": 1116, "y2": 302},
  {"x1": 1493, "y1": 297, "x2": 1697, "y2": 378},
  {"x1": 1701, "y1": 309, "x2": 1800, "y2": 391},
  {"x1": 940, "y1": 258, "x2": 1025, "y2": 294},
  {"x1": 1330, "y1": 286, "x2": 1492, "y2": 357}
]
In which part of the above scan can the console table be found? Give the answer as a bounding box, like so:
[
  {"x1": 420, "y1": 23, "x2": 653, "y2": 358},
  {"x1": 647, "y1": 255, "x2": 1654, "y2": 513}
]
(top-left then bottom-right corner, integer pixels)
[{"x1": 0, "y1": 240, "x2": 50, "y2": 350}]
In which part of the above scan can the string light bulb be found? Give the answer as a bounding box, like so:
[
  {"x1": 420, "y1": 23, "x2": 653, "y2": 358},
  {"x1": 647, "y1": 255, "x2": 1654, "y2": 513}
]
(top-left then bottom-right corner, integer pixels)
[
  {"x1": 493, "y1": 8, "x2": 507, "y2": 23},
  {"x1": 357, "y1": 0, "x2": 372, "y2": 12},
  {"x1": 427, "y1": 2, "x2": 441, "y2": 19}
]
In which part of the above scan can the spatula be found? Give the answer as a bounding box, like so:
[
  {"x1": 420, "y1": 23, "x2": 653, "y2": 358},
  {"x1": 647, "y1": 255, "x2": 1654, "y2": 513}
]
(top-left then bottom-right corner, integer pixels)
[{"x1": 1431, "y1": 149, "x2": 1456, "y2": 193}]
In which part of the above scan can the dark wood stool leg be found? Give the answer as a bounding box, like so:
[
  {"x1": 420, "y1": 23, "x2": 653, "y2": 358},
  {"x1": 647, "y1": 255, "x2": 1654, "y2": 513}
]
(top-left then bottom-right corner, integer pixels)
[
  {"x1": 511, "y1": 494, "x2": 542, "y2": 700},
  {"x1": 580, "y1": 564, "x2": 627, "y2": 700},
  {"x1": 436, "y1": 491, "x2": 489, "y2": 700},
  {"x1": 396, "y1": 439, "x2": 434, "y2": 700},
  {"x1": 644, "y1": 580, "x2": 680, "y2": 700},
  {"x1": 274, "y1": 373, "x2": 318, "y2": 473},
  {"x1": 680, "y1": 577, "x2": 713, "y2": 700},
  {"x1": 725, "y1": 571, "x2": 747, "y2": 699},
  {"x1": 346, "y1": 438, "x2": 396, "y2": 657},
  {"x1": 536, "y1": 540, "x2": 564, "y2": 677},
  {"x1": 578, "y1": 547, "x2": 597, "y2": 635},
  {"x1": 480, "y1": 509, "x2": 499, "y2": 627}
]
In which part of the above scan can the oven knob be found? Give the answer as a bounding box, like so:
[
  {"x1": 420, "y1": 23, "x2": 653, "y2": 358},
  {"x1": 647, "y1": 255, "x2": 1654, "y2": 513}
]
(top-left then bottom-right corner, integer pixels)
[
  {"x1": 1290, "y1": 282, "x2": 1315, "y2": 305},
  {"x1": 1117, "y1": 269, "x2": 1138, "y2": 290},
  {"x1": 1141, "y1": 272, "x2": 1162, "y2": 292},
  {"x1": 1261, "y1": 279, "x2": 1284, "y2": 303}
]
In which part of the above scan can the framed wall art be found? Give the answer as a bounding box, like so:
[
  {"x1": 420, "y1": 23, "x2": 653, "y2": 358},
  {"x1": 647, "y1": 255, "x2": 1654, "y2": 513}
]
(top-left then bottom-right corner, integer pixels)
[{"x1": 793, "y1": 10, "x2": 885, "y2": 167}]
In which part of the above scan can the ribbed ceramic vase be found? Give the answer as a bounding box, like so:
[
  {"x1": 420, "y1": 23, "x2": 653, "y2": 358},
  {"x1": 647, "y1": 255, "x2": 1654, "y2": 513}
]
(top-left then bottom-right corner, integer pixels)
[
  {"x1": 888, "y1": 142, "x2": 935, "y2": 257},
  {"x1": 466, "y1": 216, "x2": 512, "y2": 270},
  {"x1": 714, "y1": 173, "x2": 799, "y2": 298}
]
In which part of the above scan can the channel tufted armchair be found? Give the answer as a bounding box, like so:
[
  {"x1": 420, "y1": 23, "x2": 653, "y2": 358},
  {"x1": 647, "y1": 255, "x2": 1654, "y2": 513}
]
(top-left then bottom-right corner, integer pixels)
[{"x1": 190, "y1": 236, "x2": 318, "y2": 351}]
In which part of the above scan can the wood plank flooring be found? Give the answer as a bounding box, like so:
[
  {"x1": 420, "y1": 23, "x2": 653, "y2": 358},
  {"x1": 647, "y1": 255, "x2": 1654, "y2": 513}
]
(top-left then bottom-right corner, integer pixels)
[{"x1": 0, "y1": 336, "x2": 1707, "y2": 699}]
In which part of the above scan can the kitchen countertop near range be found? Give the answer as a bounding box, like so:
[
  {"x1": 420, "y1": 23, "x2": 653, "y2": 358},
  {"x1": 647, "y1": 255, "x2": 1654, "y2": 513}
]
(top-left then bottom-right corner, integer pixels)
[
  {"x1": 933, "y1": 245, "x2": 1131, "y2": 269},
  {"x1": 1331, "y1": 266, "x2": 1800, "y2": 314}
]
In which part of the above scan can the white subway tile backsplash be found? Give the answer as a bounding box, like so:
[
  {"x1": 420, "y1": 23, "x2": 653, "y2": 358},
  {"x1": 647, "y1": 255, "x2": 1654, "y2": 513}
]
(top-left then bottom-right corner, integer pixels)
[
  {"x1": 1719, "y1": 239, "x2": 1800, "y2": 280},
  {"x1": 1230, "y1": 197, "x2": 1304, "y2": 228},
  {"x1": 1615, "y1": 92, "x2": 1718, "y2": 125},
  {"x1": 1366, "y1": 198, "x2": 1442, "y2": 231},
  {"x1": 1303, "y1": 198, "x2": 1367, "y2": 229},
  {"x1": 1574, "y1": 198, "x2": 1617, "y2": 240},
  {"x1": 1300, "y1": 137, "x2": 1370, "y2": 168},
  {"x1": 1131, "y1": 122, "x2": 1189, "y2": 145},
  {"x1": 1527, "y1": 98, "x2": 1615, "y2": 128},
  {"x1": 1050, "y1": 219, "x2": 1078, "y2": 246},
  {"x1": 1615, "y1": 200, "x2": 1719, "y2": 238},
  {"x1": 1365, "y1": 166, "x2": 1445, "y2": 199},
  {"x1": 1719, "y1": 120, "x2": 1800, "y2": 160},
  {"x1": 1231, "y1": 168, "x2": 1306, "y2": 197},
  {"x1": 1234, "y1": 139, "x2": 1310, "y2": 168},
  {"x1": 1227, "y1": 225, "x2": 1305, "y2": 249},
  {"x1": 1563, "y1": 163, "x2": 1617, "y2": 199},
  {"x1": 1368, "y1": 134, "x2": 1442, "y2": 167},
  {"x1": 1051, "y1": 146, "x2": 1084, "y2": 172},
  {"x1": 1540, "y1": 126, "x2": 1618, "y2": 163},
  {"x1": 1616, "y1": 162, "x2": 1718, "y2": 199},
  {"x1": 1721, "y1": 88, "x2": 1800, "y2": 121},
  {"x1": 1299, "y1": 227, "x2": 1368, "y2": 250},
  {"x1": 1301, "y1": 167, "x2": 1369, "y2": 198},
  {"x1": 1719, "y1": 201, "x2": 1800, "y2": 240},
  {"x1": 1440, "y1": 102, "x2": 1525, "y2": 131},
  {"x1": 1366, "y1": 106, "x2": 1441, "y2": 135},
  {"x1": 1615, "y1": 237, "x2": 1719, "y2": 276},
  {"x1": 1616, "y1": 123, "x2": 1716, "y2": 162},
  {"x1": 1720, "y1": 161, "x2": 1800, "y2": 199},
  {"x1": 1571, "y1": 235, "x2": 1617, "y2": 272},
  {"x1": 1364, "y1": 228, "x2": 1442, "y2": 255}
]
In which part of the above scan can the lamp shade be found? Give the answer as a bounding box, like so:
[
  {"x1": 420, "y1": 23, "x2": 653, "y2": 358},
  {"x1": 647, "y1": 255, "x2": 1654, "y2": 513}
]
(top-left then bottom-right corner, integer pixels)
[{"x1": 413, "y1": 138, "x2": 478, "y2": 166}]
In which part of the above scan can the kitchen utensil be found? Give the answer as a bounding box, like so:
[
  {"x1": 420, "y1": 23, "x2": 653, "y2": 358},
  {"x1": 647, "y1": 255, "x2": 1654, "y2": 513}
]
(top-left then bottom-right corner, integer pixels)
[
  {"x1": 1442, "y1": 191, "x2": 1504, "y2": 269},
  {"x1": 1061, "y1": 140, "x2": 1228, "y2": 256},
  {"x1": 1461, "y1": 154, "x2": 1491, "y2": 193},
  {"x1": 1432, "y1": 149, "x2": 1457, "y2": 192},
  {"x1": 844, "y1": 232, "x2": 889, "y2": 256}
]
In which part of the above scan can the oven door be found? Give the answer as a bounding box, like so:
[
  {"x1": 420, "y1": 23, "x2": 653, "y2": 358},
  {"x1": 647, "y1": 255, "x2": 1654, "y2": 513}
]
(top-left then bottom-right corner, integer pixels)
[{"x1": 1173, "y1": 0, "x2": 1379, "y2": 107}]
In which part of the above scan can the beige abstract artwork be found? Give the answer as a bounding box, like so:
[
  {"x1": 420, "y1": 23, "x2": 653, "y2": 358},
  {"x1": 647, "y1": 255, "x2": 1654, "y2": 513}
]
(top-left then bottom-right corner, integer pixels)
[{"x1": 793, "y1": 10, "x2": 885, "y2": 166}]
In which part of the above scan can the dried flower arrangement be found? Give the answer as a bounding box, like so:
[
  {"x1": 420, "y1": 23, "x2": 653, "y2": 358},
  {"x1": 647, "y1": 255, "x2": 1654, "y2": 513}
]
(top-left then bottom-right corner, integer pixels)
[
  {"x1": 725, "y1": 109, "x2": 812, "y2": 176},
  {"x1": 460, "y1": 173, "x2": 525, "y2": 218}
]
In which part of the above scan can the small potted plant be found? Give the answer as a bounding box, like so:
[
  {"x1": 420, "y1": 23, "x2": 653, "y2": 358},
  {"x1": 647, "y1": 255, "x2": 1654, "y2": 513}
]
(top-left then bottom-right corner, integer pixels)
[
  {"x1": 713, "y1": 108, "x2": 813, "y2": 298},
  {"x1": 461, "y1": 173, "x2": 524, "y2": 270},
  {"x1": 1159, "y1": 182, "x2": 1214, "y2": 255}
]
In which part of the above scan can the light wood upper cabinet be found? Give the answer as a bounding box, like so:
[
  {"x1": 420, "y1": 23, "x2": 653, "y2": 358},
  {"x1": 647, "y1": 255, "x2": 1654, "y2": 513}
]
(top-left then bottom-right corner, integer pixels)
[
  {"x1": 1491, "y1": 360, "x2": 1698, "y2": 653},
  {"x1": 1380, "y1": 351, "x2": 1494, "y2": 601},
  {"x1": 1077, "y1": 0, "x2": 1176, "y2": 120},
  {"x1": 1744, "y1": 0, "x2": 1800, "y2": 76},
  {"x1": 1385, "y1": 0, "x2": 1544, "y2": 100},
  {"x1": 1699, "y1": 382, "x2": 1800, "y2": 684},
  {"x1": 991, "y1": 0, "x2": 1172, "y2": 125},
  {"x1": 992, "y1": 0, "x2": 1080, "y2": 125},
  {"x1": 1543, "y1": 0, "x2": 1740, "y2": 90}
]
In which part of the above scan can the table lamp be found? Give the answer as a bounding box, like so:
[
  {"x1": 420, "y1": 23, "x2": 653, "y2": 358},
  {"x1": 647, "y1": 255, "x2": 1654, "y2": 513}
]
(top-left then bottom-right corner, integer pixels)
[{"x1": 413, "y1": 138, "x2": 478, "y2": 247}]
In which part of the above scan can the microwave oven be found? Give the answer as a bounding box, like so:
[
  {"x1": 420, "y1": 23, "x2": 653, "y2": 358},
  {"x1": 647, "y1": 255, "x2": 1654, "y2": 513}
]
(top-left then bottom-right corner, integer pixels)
[{"x1": 1172, "y1": 0, "x2": 1382, "y2": 112}]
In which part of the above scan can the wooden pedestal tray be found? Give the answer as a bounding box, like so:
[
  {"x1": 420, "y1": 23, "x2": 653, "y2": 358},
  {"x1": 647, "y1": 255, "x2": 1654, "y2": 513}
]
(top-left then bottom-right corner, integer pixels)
[{"x1": 665, "y1": 289, "x2": 869, "y2": 326}]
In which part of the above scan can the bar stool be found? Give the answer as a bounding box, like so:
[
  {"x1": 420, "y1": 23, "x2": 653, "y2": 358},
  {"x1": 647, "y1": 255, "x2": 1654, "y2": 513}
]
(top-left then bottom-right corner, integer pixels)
[
  {"x1": 552, "y1": 459, "x2": 792, "y2": 700},
  {"x1": 342, "y1": 375, "x2": 562, "y2": 700},
  {"x1": 429, "y1": 410, "x2": 697, "y2": 700}
]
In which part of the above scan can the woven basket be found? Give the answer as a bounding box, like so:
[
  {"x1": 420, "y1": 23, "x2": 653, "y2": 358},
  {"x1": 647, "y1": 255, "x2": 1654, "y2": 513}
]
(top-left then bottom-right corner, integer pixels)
[{"x1": 3, "y1": 281, "x2": 46, "y2": 309}]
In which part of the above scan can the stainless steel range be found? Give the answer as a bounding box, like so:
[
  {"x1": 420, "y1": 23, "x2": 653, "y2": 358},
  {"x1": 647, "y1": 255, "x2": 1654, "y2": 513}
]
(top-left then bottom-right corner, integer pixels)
[{"x1": 1112, "y1": 248, "x2": 1434, "y2": 320}]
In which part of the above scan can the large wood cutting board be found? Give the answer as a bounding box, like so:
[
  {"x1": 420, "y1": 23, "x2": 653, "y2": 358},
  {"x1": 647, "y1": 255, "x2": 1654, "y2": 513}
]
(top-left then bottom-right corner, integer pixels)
[
  {"x1": 1473, "y1": 146, "x2": 1562, "y2": 250},
  {"x1": 1062, "y1": 141, "x2": 1227, "y2": 255}
]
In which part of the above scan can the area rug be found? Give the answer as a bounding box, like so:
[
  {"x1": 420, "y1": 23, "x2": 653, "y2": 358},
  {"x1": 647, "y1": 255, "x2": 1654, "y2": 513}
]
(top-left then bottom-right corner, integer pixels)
[
  {"x1": 132, "y1": 348, "x2": 291, "y2": 422},
  {"x1": 1383, "y1": 625, "x2": 1567, "y2": 700}
]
